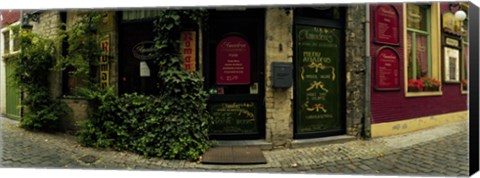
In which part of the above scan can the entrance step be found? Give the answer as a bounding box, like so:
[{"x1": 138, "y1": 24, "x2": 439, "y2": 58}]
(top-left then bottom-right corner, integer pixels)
[
  {"x1": 290, "y1": 135, "x2": 356, "y2": 149},
  {"x1": 201, "y1": 146, "x2": 267, "y2": 165},
  {"x1": 214, "y1": 140, "x2": 273, "y2": 150}
]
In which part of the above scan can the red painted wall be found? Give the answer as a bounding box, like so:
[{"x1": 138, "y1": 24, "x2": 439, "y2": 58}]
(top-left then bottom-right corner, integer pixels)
[
  {"x1": 1, "y1": 10, "x2": 20, "y2": 27},
  {"x1": 369, "y1": 3, "x2": 468, "y2": 124}
]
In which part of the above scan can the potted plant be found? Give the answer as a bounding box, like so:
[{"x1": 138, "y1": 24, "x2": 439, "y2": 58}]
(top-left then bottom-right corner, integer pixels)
[
  {"x1": 421, "y1": 77, "x2": 441, "y2": 91},
  {"x1": 408, "y1": 79, "x2": 424, "y2": 92}
]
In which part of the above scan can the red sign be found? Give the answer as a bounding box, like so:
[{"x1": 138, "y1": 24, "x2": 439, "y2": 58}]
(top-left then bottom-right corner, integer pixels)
[
  {"x1": 99, "y1": 35, "x2": 110, "y2": 89},
  {"x1": 374, "y1": 5, "x2": 399, "y2": 45},
  {"x1": 375, "y1": 47, "x2": 400, "y2": 90},
  {"x1": 181, "y1": 31, "x2": 196, "y2": 72},
  {"x1": 216, "y1": 36, "x2": 251, "y2": 85}
]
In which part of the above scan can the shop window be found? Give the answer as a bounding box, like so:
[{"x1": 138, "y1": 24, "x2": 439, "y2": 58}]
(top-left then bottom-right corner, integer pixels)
[{"x1": 404, "y1": 3, "x2": 442, "y2": 96}]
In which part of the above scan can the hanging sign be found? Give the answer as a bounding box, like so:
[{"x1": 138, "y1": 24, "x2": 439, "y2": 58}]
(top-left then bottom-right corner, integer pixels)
[
  {"x1": 99, "y1": 35, "x2": 110, "y2": 89},
  {"x1": 375, "y1": 47, "x2": 400, "y2": 90},
  {"x1": 374, "y1": 5, "x2": 400, "y2": 46},
  {"x1": 181, "y1": 31, "x2": 196, "y2": 72},
  {"x1": 216, "y1": 35, "x2": 251, "y2": 85},
  {"x1": 132, "y1": 41, "x2": 156, "y2": 60}
]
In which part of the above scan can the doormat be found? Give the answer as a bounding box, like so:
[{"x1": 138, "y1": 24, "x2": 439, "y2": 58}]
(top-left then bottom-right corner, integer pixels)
[{"x1": 201, "y1": 146, "x2": 267, "y2": 164}]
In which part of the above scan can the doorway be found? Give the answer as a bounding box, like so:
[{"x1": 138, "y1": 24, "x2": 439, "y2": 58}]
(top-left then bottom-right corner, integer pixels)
[
  {"x1": 293, "y1": 7, "x2": 346, "y2": 138},
  {"x1": 204, "y1": 9, "x2": 266, "y2": 140}
]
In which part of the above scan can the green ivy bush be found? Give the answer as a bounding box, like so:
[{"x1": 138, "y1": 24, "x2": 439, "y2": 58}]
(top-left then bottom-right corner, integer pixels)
[
  {"x1": 77, "y1": 84, "x2": 212, "y2": 160},
  {"x1": 10, "y1": 29, "x2": 69, "y2": 131},
  {"x1": 76, "y1": 10, "x2": 213, "y2": 160}
]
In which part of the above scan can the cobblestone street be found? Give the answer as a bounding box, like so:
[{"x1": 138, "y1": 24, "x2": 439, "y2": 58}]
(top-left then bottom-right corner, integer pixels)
[{"x1": 0, "y1": 116, "x2": 469, "y2": 176}]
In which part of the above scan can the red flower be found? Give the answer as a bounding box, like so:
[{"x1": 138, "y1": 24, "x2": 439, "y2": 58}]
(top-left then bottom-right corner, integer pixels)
[{"x1": 408, "y1": 79, "x2": 424, "y2": 89}]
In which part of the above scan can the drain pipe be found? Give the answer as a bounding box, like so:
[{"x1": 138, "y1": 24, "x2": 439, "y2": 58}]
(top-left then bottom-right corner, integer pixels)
[{"x1": 363, "y1": 4, "x2": 372, "y2": 139}]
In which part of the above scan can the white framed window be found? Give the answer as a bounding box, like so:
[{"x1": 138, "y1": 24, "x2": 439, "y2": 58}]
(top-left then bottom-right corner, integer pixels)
[{"x1": 1, "y1": 22, "x2": 21, "y2": 57}]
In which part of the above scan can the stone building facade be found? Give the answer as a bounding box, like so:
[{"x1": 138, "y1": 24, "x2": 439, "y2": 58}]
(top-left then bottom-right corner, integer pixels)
[{"x1": 18, "y1": 2, "x2": 468, "y2": 148}]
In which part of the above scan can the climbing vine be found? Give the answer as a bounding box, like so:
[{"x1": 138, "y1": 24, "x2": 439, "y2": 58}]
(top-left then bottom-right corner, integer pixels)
[
  {"x1": 56, "y1": 11, "x2": 105, "y2": 95},
  {"x1": 10, "y1": 27, "x2": 69, "y2": 131}
]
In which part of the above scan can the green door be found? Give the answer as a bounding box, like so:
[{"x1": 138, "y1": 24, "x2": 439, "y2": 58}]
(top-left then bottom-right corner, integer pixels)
[
  {"x1": 5, "y1": 61, "x2": 21, "y2": 120},
  {"x1": 294, "y1": 8, "x2": 346, "y2": 138}
]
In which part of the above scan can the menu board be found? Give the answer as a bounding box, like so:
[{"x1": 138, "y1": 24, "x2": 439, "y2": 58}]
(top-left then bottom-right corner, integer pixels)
[
  {"x1": 216, "y1": 36, "x2": 251, "y2": 85},
  {"x1": 375, "y1": 47, "x2": 400, "y2": 90},
  {"x1": 374, "y1": 5, "x2": 399, "y2": 45},
  {"x1": 295, "y1": 25, "x2": 341, "y2": 133},
  {"x1": 208, "y1": 102, "x2": 257, "y2": 134}
]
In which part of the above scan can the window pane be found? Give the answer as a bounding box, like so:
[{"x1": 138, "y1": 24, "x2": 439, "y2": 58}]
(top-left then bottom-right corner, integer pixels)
[
  {"x1": 407, "y1": 32, "x2": 414, "y2": 80},
  {"x1": 416, "y1": 34, "x2": 429, "y2": 78},
  {"x1": 407, "y1": 4, "x2": 428, "y2": 31},
  {"x1": 13, "y1": 28, "x2": 20, "y2": 52},
  {"x1": 3, "y1": 31, "x2": 10, "y2": 54}
]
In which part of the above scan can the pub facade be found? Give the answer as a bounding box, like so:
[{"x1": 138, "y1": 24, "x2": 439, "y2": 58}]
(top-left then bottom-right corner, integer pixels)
[{"x1": 19, "y1": 2, "x2": 469, "y2": 148}]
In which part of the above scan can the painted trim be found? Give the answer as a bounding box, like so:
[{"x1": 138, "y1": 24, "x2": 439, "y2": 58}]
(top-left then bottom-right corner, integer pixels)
[
  {"x1": 405, "y1": 91, "x2": 442, "y2": 97},
  {"x1": 371, "y1": 110, "x2": 468, "y2": 137},
  {"x1": 403, "y1": 3, "x2": 442, "y2": 97}
]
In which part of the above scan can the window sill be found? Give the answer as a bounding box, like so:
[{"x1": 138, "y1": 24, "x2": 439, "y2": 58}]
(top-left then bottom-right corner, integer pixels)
[
  {"x1": 405, "y1": 91, "x2": 443, "y2": 97},
  {"x1": 1, "y1": 52, "x2": 19, "y2": 60}
]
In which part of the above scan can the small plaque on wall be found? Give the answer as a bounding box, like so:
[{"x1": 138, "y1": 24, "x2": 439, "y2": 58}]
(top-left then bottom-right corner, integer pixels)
[
  {"x1": 374, "y1": 5, "x2": 400, "y2": 46},
  {"x1": 443, "y1": 47, "x2": 460, "y2": 83},
  {"x1": 375, "y1": 47, "x2": 400, "y2": 91}
]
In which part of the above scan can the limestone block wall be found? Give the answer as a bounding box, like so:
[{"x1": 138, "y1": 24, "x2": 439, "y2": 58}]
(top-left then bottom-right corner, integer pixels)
[
  {"x1": 265, "y1": 8, "x2": 294, "y2": 148},
  {"x1": 61, "y1": 99, "x2": 88, "y2": 132},
  {"x1": 344, "y1": 5, "x2": 367, "y2": 137},
  {"x1": 31, "y1": 11, "x2": 119, "y2": 132},
  {"x1": 32, "y1": 11, "x2": 62, "y2": 99}
]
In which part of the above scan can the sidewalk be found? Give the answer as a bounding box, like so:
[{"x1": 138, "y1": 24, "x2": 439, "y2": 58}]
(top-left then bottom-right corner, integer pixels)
[{"x1": 0, "y1": 116, "x2": 469, "y2": 176}]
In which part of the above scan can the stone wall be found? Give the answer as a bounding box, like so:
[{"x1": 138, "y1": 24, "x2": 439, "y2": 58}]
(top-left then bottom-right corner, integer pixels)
[
  {"x1": 32, "y1": 11, "x2": 62, "y2": 99},
  {"x1": 32, "y1": 11, "x2": 119, "y2": 132},
  {"x1": 265, "y1": 8, "x2": 294, "y2": 148},
  {"x1": 61, "y1": 99, "x2": 88, "y2": 132},
  {"x1": 344, "y1": 5, "x2": 367, "y2": 137}
]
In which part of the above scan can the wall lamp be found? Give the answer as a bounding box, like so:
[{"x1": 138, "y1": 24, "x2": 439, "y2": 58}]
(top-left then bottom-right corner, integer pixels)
[
  {"x1": 21, "y1": 11, "x2": 40, "y2": 30},
  {"x1": 450, "y1": 3, "x2": 467, "y2": 21}
]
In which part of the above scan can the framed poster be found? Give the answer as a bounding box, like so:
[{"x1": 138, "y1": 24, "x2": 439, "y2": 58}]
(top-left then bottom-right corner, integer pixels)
[
  {"x1": 216, "y1": 35, "x2": 251, "y2": 85},
  {"x1": 374, "y1": 5, "x2": 400, "y2": 46},
  {"x1": 443, "y1": 47, "x2": 460, "y2": 83},
  {"x1": 375, "y1": 47, "x2": 400, "y2": 91}
]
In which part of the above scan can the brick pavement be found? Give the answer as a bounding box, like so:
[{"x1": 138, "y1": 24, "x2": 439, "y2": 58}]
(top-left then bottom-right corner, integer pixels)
[{"x1": 0, "y1": 116, "x2": 469, "y2": 176}]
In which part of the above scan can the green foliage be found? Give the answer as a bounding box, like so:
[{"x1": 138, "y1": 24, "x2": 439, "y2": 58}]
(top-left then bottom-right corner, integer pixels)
[
  {"x1": 153, "y1": 10, "x2": 208, "y2": 72},
  {"x1": 56, "y1": 11, "x2": 106, "y2": 93},
  {"x1": 77, "y1": 10, "x2": 213, "y2": 160},
  {"x1": 77, "y1": 85, "x2": 212, "y2": 160},
  {"x1": 10, "y1": 30, "x2": 69, "y2": 131}
]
